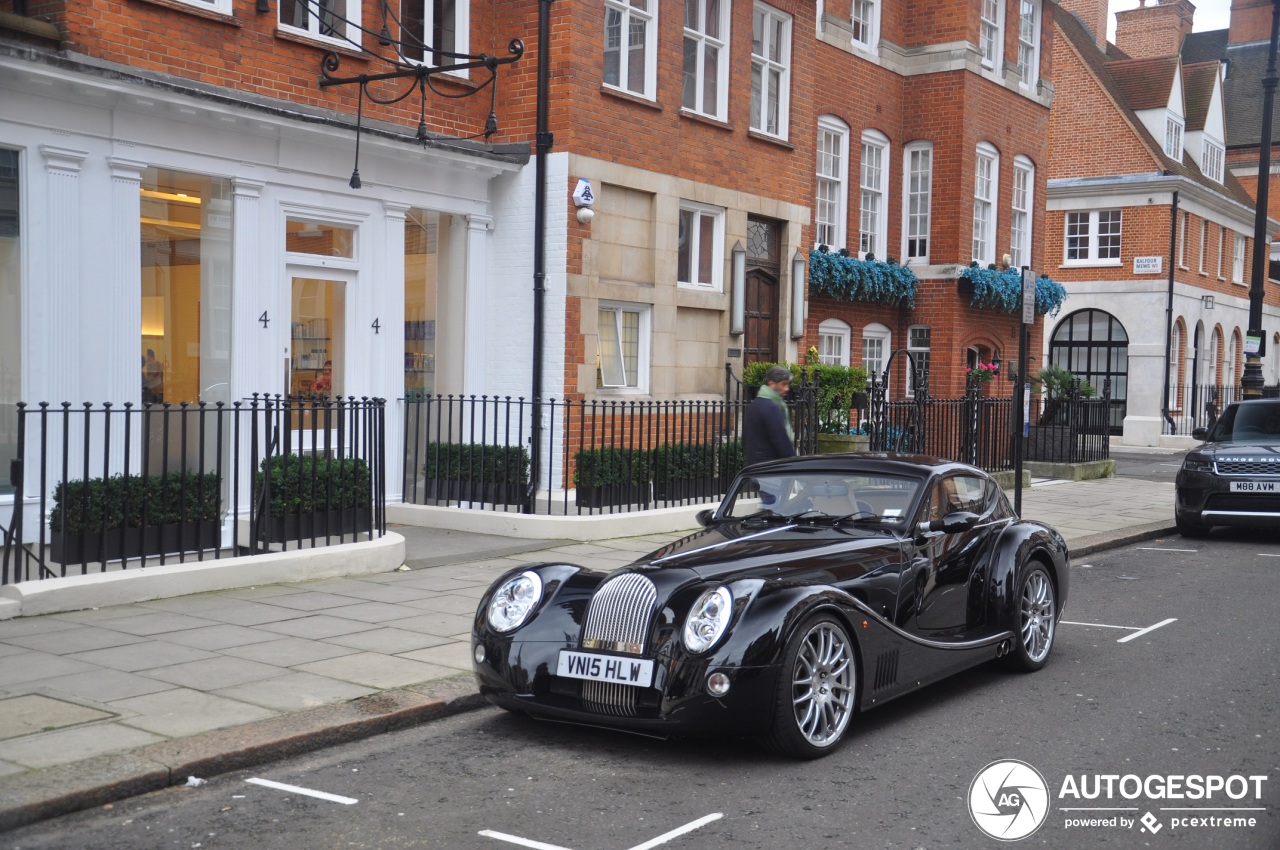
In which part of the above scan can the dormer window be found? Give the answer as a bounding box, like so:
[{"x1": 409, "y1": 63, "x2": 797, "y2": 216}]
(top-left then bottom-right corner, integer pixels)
[
  {"x1": 1202, "y1": 139, "x2": 1225, "y2": 183},
  {"x1": 1164, "y1": 115, "x2": 1183, "y2": 160}
]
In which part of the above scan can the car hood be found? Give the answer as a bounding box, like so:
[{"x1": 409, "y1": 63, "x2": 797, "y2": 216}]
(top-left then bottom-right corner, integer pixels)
[
  {"x1": 629, "y1": 522, "x2": 901, "y2": 582},
  {"x1": 1193, "y1": 442, "x2": 1280, "y2": 462}
]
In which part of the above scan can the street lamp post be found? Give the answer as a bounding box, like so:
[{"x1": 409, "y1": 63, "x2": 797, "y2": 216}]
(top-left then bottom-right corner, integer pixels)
[{"x1": 1243, "y1": 0, "x2": 1280, "y2": 398}]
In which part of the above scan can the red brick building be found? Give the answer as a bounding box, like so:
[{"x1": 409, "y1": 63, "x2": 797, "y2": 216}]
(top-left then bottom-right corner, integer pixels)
[
  {"x1": 1045, "y1": 0, "x2": 1280, "y2": 446},
  {"x1": 0, "y1": 0, "x2": 1054, "y2": 508}
]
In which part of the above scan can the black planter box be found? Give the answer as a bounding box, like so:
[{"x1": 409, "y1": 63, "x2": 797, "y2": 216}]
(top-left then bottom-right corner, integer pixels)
[
  {"x1": 50, "y1": 519, "x2": 220, "y2": 564},
  {"x1": 652, "y1": 477, "x2": 717, "y2": 502},
  {"x1": 262, "y1": 508, "x2": 372, "y2": 543},
  {"x1": 576, "y1": 483, "x2": 650, "y2": 509},
  {"x1": 422, "y1": 479, "x2": 524, "y2": 505},
  {"x1": 1026, "y1": 425, "x2": 1073, "y2": 463}
]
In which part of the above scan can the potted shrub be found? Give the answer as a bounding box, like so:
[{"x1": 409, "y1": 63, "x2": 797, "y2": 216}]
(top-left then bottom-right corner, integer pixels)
[
  {"x1": 573, "y1": 448, "x2": 650, "y2": 508},
  {"x1": 255, "y1": 454, "x2": 372, "y2": 542},
  {"x1": 652, "y1": 443, "x2": 718, "y2": 501},
  {"x1": 49, "y1": 472, "x2": 221, "y2": 563},
  {"x1": 420, "y1": 442, "x2": 529, "y2": 505}
]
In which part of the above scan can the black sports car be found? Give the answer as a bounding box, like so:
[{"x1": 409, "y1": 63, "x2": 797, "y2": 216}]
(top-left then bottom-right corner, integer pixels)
[
  {"x1": 1175, "y1": 398, "x2": 1280, "y2": 536},
  {"x1": 472, "y1": 454, "x2": 1069, "y2": 758}
]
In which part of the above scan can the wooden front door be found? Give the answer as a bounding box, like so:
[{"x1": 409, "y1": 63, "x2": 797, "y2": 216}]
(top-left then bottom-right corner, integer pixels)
[{"x1": 744, "y1": 216, "x2": 782, "y2": 365}]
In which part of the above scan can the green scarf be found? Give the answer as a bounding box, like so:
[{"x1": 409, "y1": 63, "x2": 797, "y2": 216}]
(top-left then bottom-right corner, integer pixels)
[{"x1": 757, "y1": 384, "x2": 793, "y2": 442}]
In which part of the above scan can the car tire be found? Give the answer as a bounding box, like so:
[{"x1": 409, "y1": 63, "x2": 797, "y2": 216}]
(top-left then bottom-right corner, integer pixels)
[
  {"x1": 764, "y1": 612, "x2": 857, "y2": 759},
  {"x1": 1175, "y1": 514, "x2": 1210, "y2": 539},
  {"x1": 1003, "y1": 563, "x2": 1057, "y2": 673}
]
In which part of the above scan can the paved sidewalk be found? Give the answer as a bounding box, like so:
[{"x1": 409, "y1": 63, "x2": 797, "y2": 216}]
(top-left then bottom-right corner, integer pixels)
[{"x1": 0, "y1": 474, "x2": 1177, "y2": 830}]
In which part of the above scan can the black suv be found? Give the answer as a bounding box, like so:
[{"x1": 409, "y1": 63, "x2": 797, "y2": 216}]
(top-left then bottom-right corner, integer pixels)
[{"x1": 1175, "y1": 399, "x2": 1280, "y2": 537}]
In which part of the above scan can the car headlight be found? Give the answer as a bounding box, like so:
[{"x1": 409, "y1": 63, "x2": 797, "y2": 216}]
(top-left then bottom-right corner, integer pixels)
[
  {"x1": 1182, "y1": 455, "x2": 1214, "y2": 473},
  {"x1": 486, "y1": 571, "x2": 544, "y2": 632},
  {"x1": 682, "y1": 586, "x2": 733, "y2": 654}
]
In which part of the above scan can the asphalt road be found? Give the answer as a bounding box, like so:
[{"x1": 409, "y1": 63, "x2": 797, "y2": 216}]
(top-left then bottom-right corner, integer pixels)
[
  {"x1": 7, "y1": 537, "x2": 1278, "y2": 850},
  {"x1": 1110, "y1": 449, "x2": 1185, "y2": 484}
]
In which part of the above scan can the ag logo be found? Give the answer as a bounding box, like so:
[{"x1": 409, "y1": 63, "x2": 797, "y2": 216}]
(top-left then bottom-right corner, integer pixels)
[{"x1": 968, "y1": 759, "x2": 1050, "y2": 841}]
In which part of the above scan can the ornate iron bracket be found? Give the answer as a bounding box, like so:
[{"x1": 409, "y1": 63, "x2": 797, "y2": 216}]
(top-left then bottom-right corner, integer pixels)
[{"x1": 317, "y1": 38, "x2": 524, "y2": 188}]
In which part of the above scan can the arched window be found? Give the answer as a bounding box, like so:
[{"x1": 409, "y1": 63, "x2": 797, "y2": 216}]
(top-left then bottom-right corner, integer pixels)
[
  {"x1": 817, "y1": 318, "x2": 851, "y2": 366},
  {"x1": 1049, "y1": 309, "x2": 1128, "y2": 433},
  {"x1": 862, "y1": 322, "x2": 892, "y2": 383},
  {"x1": 1169, "y1": 319, "x2": 1185, "y2": 411}
]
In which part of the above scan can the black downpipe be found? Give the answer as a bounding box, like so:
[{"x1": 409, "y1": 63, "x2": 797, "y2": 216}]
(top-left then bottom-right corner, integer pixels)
[
  {"x1": 1161, "y1": 190, "x2": 1179, "y2": 434},
  {"x1": 527, "y1": 0, "x2": 553, "y2": 514}
]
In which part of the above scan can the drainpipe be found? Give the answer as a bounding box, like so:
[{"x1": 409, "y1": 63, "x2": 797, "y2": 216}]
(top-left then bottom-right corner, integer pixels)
[
  {"x1": 527, "y1": 0, "x2": 553, "y2": 513},
  {"x1": 1161, "y1": 189, "x2": 1179, "y2": 434}
]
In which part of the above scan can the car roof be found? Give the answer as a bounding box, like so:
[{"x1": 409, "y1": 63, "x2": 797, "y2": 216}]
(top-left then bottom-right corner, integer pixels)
[{"x1": 741, "y1": 452, "x2": 987, "y2": 480}]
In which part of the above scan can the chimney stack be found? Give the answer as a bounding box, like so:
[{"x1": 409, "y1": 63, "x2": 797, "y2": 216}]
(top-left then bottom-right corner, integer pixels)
[
  {"x1": 1057, "y1": 0, "x2": 1110, "y2": 51},
  {"x1": 1115, "y1": 0, "x2": 1197, "y2": 59},
  {"x1": 1229, "y1": 0, "x2": 1276, "y2": 45}
]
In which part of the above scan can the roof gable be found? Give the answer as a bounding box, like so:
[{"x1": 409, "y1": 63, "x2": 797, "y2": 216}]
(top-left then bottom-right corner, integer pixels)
[
  {"x1": 1109, "y1": 56, "x2": 1181, "y2": 112},
  {"x1": 1181, "y1": 61, "x2": 1219, "y2": 131}
]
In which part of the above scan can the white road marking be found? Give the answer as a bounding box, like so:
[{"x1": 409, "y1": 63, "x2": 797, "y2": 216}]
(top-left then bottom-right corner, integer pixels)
[
  {"x1": 1261, "y1": 553, "x2": 1280, "y2": 558},
  {"x1": 1061, "y1": 620, "x2": 1141, "y2": 630},
  {"x1": 1117, "y1": 618, "x2": 1178, "y2": 643},
  {"x1": 1138, "y1": 547, "x2": 1197, "y2": 552},
  {"x1": 628, "y1": 813, "x2": 724, "y2": 850},
  {"x1": 244, "y1": 777, "x2": 357, "y2": 805},
  {"x1": 480, "y1": 813, "x2": 724, "y2": 850},
  {"x1": 479, "y1": 831, "x2": 574, "y2": 850}
]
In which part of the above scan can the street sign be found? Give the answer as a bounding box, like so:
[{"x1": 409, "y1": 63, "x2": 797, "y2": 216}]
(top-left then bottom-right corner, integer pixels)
[
  {"x1": 1021, "y1": 268, "x2": 1036, "y2": 324},
  {"x1": 1133, "y1": 256, "x2": 1163, "y2": 274}
]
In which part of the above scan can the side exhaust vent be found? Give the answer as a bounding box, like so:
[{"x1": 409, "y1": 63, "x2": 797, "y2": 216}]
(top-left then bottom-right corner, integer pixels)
[{"x1": 873, "y1": 649, "x2": 899, "y2": 691}]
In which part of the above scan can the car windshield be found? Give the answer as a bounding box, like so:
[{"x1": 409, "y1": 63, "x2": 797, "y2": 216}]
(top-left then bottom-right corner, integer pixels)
[
  {"x1": 1208, "y1": 401, "x2": 1280, "y2": 443},
  {"x1": 721, "y1": 470, "x2": 922, "y2": 525}
]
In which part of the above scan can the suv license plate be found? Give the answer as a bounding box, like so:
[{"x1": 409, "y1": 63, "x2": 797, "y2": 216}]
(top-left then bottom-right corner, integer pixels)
[
  {"x1": 557, "y1": 650, "x2": 654, "y2": 687},
  {"x1": 1230, "y1": 480, "x2": 1279, "y2": 493}
]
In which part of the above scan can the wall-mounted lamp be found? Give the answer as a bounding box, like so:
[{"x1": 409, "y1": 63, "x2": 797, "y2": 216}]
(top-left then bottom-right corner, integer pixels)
[
  {"x1": 730, "y1": 240, "x2": 746, "y2": 336},
  {"x1": 991, "y1": 349, "x2": 1003, "y2": 377},
  {"x1": 1202, "y1": 294, "x2": 1215, "y2": 310},
  {"x1": 791, "y1": 248, "x2": 806, "y2": 339}
]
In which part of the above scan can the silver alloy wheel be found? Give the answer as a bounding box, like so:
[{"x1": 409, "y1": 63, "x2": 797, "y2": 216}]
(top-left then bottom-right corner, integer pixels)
[
  {"x1": 1020, "y1": 569, "x2": 1056, "y2": 663},
  {"x1": 790, "y1": 621, "x2": 855, "y2": 748}
]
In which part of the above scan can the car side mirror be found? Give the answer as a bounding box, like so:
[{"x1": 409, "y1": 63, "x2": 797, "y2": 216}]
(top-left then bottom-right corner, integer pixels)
[
  {"x1": 695, "y1": 509, "x2": 716, "y2": 527},
  {"x1": 1191, "y1": 427, "x2": 1208, "y2": 441},
  {"x1": 919, "y1": 511, "x2": 980, "y2": 535}
]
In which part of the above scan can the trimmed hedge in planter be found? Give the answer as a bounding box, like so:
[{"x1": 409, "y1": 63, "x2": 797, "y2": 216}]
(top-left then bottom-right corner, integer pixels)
[
  {"x1": 574, "y1": 448, "x2": 651, "y2": 508},
  {"x1": 652, "y1": 443, "x2": 718, "y2": 501},
  {"x1": 255, "y1": 455, "x2": 372, "y2": 543},
  {"x1": 49, "y1": 472, "x2": 222, "y2": 563},
  {"x1": 421, "y1": 442, "x2": 529, "y2": 505}
]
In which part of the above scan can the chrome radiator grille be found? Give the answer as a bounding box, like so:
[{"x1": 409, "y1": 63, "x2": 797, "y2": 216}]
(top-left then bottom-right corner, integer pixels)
[{"x1": 579, "y1": 573, "x2": 657, "y2": 716}]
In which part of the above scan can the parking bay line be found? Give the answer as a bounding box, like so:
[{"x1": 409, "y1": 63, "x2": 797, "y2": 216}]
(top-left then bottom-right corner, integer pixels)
[
  {"x1": 481, "y1": 813, "x2": 724, "y2": 850},
  {"x1": 244, "y1": 777, "x2": 357, "y2": 805},
  {"x1": 1061, "y1": 618, "x2": 1177, "y2": 642}
]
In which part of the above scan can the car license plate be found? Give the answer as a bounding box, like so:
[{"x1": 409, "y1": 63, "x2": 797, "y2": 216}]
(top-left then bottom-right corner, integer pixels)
[
  {"x1": 1230, "y1": 480, "x2": 1279, "y2": 493},
  {"x1": 557, "y1": 650, "x2": 654, "y2": 687}
]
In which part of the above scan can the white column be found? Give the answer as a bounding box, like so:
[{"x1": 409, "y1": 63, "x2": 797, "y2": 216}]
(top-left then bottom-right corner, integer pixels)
[
  {"x1": 36, "y1": 146, "x2": 87, "y2": 407},
  {"x1": 462, "y1": 212, "x2": 494, "y2": 395},
  {"x1": 106, "y1": 158, "x2": 146, "y2": 409},
  {"x1": 230, "y1": 178, "x2": 265, "y2": 404},
  {"x1": 382, "y1": 201, "x2": 409, "y2": 503}
]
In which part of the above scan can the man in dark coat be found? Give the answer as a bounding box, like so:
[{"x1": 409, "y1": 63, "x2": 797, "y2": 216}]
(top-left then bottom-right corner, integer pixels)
[{"x1": 744, "y1": 366, "x2": 796, "y2": 465}]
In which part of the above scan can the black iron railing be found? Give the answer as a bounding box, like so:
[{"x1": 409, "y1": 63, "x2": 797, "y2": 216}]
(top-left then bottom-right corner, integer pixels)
[{"x1": 1, "y1": 396, "x2": 386, "y2": 585}]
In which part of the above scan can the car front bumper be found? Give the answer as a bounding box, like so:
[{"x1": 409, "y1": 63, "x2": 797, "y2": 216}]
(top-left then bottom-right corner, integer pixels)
[{"x1": 1175, "y1": 469, "x2": 1280, "y2": 528}]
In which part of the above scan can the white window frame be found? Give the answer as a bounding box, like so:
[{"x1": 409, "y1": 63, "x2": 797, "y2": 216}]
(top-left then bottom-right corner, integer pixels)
[
  {"x1": 851, "y1": 0, "x2": 879, "y2": 53},
  {"x1": 862, "y1": 323, "x2": 892, "y2": 384},
  {"x1": 972, "y1": 142, "x2": 999, "y2": 266},
  {"x1": 1063, "y1": 209, "x2": 1122, "y2": 265},
  {"x1": 1178, "y1": 211, "x2": 1189, "y2": 268},
  {"x1": 980, "y1": 0, "x2": 1004, "y2": 71},
  {"x1": 181, "y1": 0, "x2": 232, "y2": 14},
  {"x1": 1017, "y1": 0, "x2": 1040, "y2": 90},
  {"x1": 1203, "y1": 139, "x2": 1225, "y2": 183},
  {"x1": 1010, "y1": 156, "x2": 1034, "y2": 270},
  {"x1": 751, "y1": 3, "x2": 792, "y2": 139},
  {"x1": 902, "y1": 142, "x2": 933, "y2": 262},
  {"x1": 1217, "y1": 226, "x2": 1226, "y2": 279},
  {"x1": 817, "y1": 318, "x2": 852, "y2": 366},
  {"x1": 280, "y1": 0, "x2": 361, "y2": 44},
  {"x1": 859, "y1": 130, "x2": 889, "y2": 260},
  {"x1": 677, "y1": 201, "x2": 725, "y2": 292},
  {"x1": 1198, "y1": 219, "x2": 1208, "y2": 274},
  {"x1": 682, "y1": 0, "x2": 730, "y2": 119},
  {"x1": 603, "y1": 0, "x2": 657, "y2": 99},
  {"x1": 399, "y1": 0, "x2": 471, "y2": 71},
  {"x1": 906, "y1": 324, "x2": 931, "y2": 397},
  {"x1": 1165, "y1": 114, "x2": 1184, "y2": 160},
  {"x1": 597, "y1": 301, "x2": 651, "y2": 392},
  {"x1": 815, "y1": 115, "x2": 850, "y2": 250},
  {"x1": 1233, "y1": 233, "x2": 1246, "y2": 284}
]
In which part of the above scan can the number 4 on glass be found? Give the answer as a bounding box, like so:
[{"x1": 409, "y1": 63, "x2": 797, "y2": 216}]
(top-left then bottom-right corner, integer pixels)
[
  {"x1": 371, "y1": 318, "x2": 380, "y2": 334},
  {"x1": 259, "y1": 311, "x2": 269, "y2": 328}
]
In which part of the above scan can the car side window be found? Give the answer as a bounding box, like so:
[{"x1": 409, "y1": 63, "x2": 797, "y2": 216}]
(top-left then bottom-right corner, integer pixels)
[{"x1": 945, "y1": 475, "x2": 986, "y2": 514}]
